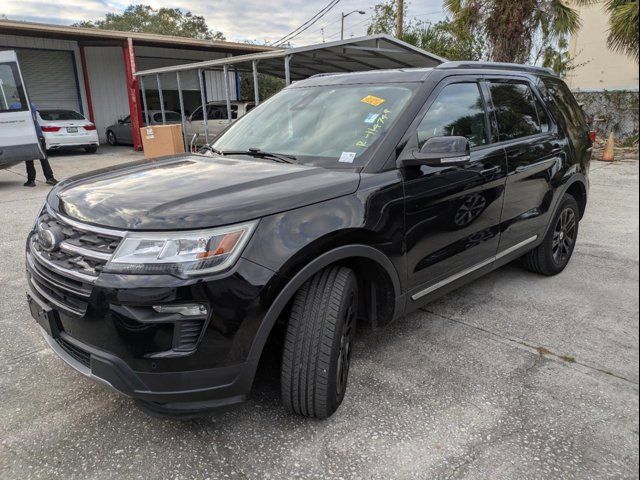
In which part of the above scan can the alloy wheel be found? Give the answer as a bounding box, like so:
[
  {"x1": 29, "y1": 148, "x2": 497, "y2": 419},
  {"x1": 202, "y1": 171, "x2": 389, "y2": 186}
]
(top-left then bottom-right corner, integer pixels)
[
  {"x1": 552, "y1": 207, "x2": 576, "y2": 265},
  {"x1": 335, "y1": 293, "x2": 356, "y2": 396}
]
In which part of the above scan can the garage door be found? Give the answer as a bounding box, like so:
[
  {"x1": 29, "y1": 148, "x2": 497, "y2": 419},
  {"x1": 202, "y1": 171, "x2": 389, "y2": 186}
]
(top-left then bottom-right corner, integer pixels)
[{"x1": 15, "y1": 49, "x2": 81, "y2": 113}]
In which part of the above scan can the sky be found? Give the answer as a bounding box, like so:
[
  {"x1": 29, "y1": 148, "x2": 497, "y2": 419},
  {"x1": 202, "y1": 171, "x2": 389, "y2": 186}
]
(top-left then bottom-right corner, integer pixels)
[{"x1": 1, "y1": 0, "x2": 446, "y2": 45}]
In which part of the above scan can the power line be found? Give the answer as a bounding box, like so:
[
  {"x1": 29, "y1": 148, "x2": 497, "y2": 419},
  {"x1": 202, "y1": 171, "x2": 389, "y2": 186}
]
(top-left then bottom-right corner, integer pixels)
[{"x1": 271, "y1": 0, "x2": 342, "y2": 46}]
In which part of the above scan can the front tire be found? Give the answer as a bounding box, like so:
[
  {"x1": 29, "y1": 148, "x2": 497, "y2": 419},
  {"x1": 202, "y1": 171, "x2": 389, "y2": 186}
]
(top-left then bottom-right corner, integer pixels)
[
  {"x1": 106, "y1": 130, "x2": 118, "y2": 146},
  {"x1": 520, "y1": 193, "x2": 580, "y2": 276},
  {"x1": 281, "y1": 265, "x2": 358, "y2": 419}
]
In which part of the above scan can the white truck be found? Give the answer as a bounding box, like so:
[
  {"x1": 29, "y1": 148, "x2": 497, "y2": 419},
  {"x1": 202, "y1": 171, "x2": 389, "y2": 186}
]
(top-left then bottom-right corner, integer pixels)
[{"x1": 0, "y1": 50, "x2": 43, "y2": 169}]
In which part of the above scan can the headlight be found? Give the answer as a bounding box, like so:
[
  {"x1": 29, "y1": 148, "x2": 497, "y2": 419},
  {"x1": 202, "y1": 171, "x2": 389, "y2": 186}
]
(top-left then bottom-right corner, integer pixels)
[{"x1": 105, "y1": 221, "x2": 257, "y2": 277}]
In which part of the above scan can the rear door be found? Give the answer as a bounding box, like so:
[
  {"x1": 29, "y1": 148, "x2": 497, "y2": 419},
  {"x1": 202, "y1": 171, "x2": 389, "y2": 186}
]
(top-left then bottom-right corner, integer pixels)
[
  {"x1": 485, "y1": 77, "x2": 561, "y2": 252},
  {"x1": 0, "y1": 51, "x2": 42, "y2": 168},
  {"x1": 402, "y1": 77, "x2": 508, "y2": 298}
]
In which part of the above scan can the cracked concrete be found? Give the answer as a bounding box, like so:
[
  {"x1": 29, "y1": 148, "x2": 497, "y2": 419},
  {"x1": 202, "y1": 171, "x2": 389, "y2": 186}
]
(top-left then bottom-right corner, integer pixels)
[{"x1": 0, "y1": 147, "x2": 638, "y2": 479}]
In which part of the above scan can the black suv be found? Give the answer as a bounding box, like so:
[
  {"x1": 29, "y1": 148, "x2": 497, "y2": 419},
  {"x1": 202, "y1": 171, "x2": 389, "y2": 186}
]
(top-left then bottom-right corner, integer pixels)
[{"x1": 25, "y1": 62, "x2": 591, "y2": 418}]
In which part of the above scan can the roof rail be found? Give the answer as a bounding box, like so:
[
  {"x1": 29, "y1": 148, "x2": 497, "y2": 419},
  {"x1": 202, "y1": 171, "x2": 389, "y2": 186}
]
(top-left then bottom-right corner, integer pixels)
[{"x1": 436, "y1": 61, "x2": 555, "y2": 76}]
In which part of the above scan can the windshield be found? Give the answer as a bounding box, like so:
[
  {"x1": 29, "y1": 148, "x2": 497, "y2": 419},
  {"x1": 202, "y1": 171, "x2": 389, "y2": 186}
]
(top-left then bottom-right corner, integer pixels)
[
  {"x1": 212, "y1": 83, "x2": 416, "y2": 168},
  {"x1": 39, "y1": 110, "x2": 85, "y2": 121}
]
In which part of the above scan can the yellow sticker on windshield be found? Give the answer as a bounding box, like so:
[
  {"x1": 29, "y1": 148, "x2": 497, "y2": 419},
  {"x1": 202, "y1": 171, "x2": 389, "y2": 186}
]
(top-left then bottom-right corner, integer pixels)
[{"x1": 361, "y1": 95, "x2": 385, "y2": 107}]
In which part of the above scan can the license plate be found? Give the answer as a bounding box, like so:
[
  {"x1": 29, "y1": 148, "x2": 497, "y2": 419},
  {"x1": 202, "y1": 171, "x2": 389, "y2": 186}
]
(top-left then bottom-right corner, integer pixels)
[
  {"x1": 27, "y1": 292, "x2": 58, "y2": 337},
  {"x1": 66, "y1": 127, "x2": 78, "y2": 133}
]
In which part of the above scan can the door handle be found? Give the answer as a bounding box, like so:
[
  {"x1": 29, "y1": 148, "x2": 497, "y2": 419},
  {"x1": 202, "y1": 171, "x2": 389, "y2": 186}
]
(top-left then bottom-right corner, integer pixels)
[{"x1": 481, "y1": 166, "x2": 500, "y2": 176}]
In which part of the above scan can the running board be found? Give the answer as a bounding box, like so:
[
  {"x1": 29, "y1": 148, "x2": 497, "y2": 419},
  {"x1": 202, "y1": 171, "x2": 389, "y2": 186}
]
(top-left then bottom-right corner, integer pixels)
[{"x1": 410, "y1": 235, "x2": 538, "y2": 301}]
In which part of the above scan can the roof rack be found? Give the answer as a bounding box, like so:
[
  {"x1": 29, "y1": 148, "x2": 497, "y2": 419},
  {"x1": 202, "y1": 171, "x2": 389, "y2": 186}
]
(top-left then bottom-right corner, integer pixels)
[{"x1": 436, "y1": 61, "x2": 555, "y2": 76}]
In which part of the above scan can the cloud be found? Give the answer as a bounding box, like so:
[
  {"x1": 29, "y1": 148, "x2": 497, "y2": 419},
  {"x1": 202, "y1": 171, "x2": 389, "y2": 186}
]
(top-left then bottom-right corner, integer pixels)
[{"x1": 2, "y1": 0, "x2": 444, "y2": 45}]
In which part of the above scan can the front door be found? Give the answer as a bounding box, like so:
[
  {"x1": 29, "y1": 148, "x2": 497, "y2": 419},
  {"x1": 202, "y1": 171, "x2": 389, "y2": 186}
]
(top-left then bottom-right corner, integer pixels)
[
  {"x1": 0, "y1": 50, "x2": 42, "y2": 168},
  {"x1": 402, "y1": 79, "x2": 508, "y2": 300}
]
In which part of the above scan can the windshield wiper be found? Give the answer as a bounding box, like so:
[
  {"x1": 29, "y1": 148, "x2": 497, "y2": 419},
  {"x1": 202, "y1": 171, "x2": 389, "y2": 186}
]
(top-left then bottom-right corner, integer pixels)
[
  {"x1": 221, "y1": 148, "x2": 298, "y2": 164},
  {"x1": 198, "y1": 144, "x2": 224, "y2": 155}
]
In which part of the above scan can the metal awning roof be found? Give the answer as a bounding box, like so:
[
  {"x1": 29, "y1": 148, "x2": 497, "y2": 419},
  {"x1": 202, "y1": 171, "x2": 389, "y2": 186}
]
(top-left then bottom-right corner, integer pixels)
[
  {"x1": 135, "y1": 34, "x2": 446, "y2": 81},
  {"x1": 0, "y1": 19, "x2": 273, "y2": 54}
]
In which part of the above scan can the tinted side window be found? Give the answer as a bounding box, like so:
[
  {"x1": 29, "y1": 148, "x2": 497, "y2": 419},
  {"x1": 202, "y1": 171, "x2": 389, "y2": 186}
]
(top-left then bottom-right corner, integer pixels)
[
  {"x1": 490, "y1": 82, "x2": 541, "y2": 141},
  {"x1": 540, "y1": 77, "x2": 587, "y2": 131},
  {"x1": 0, "y1": 62, "x2": 28, "y2": 112},
  {"x1": 417, "y1": 83, "x2": 487, "y2": 148},
  {"x1": 533, "y1": 95, "x2": 550, "y2": 133}
]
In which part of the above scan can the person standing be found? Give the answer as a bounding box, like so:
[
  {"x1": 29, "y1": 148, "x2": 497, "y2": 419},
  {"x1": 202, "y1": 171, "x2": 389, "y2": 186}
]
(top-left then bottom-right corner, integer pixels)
[{"x1": 23, "y1": 102, "x2": 58, "y2": 187}]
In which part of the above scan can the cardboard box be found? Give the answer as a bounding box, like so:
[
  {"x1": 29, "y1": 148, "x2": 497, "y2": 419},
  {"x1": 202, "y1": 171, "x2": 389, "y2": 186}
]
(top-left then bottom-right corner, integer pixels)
[{"x1": 140, "y1": 124, "x2": 185, "y2": 158}]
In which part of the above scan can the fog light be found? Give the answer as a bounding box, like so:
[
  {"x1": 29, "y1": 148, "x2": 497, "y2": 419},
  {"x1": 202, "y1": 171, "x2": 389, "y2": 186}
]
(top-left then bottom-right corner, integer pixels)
[{"x1": 152, "y1": 304, "x2": 208, "y2": 317}]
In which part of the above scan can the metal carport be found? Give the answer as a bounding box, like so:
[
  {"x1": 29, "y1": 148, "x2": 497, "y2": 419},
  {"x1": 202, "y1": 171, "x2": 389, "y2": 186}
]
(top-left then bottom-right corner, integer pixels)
[{"x1": 134, "y1": 34, "x2": 445, "y2": 147}]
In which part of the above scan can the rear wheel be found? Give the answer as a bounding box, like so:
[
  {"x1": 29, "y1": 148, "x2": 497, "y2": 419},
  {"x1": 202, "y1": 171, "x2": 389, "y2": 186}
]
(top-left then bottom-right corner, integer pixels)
[
  {"x1": 84, "y1": 145, "x2": 98, "y2": 153},
  {"x1": 281, "y1": 265, "x2": 358, "y2": 419},
  {"x1": 520, "y1": 193, "x2": 580, "y2": 276},
  {"x1": 106, "y1": 130, "x2": 118, "y2": 146}
]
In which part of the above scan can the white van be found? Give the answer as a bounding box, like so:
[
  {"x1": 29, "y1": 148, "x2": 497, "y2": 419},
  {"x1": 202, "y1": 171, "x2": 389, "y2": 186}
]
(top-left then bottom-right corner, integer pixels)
[{"x1": 0, "y1": 50, "x2": 42, "y2": 169}]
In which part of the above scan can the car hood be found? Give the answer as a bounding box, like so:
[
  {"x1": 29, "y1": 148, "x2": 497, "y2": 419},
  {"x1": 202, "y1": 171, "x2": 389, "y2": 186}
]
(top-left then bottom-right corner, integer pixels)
[{"x1": 49, "y1": 154, "x2": 360, "y2": 230}]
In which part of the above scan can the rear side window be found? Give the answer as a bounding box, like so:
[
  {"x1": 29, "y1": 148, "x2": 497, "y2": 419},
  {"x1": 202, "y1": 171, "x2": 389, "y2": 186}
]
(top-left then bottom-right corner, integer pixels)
[
  {"x1": 490, "y1": 82, "x2": 543, "y2": 141},
  {"x1": 540, "y1": 77, "x2": 587, "y2": 131},
  {"x1": 416, "y1": 83, "x2": 487, "y2": 148},
  {"x1": 208, "y1": 105, "x2": 238, "y2": 120},
  {"x1": 0, "y1": 62, "x2": 28, "y2": 112}
]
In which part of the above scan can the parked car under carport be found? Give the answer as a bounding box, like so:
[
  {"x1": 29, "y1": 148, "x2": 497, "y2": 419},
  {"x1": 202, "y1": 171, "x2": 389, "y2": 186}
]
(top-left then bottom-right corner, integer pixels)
[{"x1": 105, "y1": 110, "x2": 182, "y2": 146}]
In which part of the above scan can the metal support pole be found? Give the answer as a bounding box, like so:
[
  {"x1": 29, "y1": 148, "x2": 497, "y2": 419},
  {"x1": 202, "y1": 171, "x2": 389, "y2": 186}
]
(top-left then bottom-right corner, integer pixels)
[
  {"x1": 122, "y1": 38, "x2": 143, "y2": 151},
  {"x1": 198, "y1": 68, "x2": 209, "y2": 144},
  {"x1": 140, "y1": 76, "x2": 150, "y2": 126},
  {"x1": 156, "y1": 74, "x2": 166, "y2": 124},
  {"x1": 252, "y1": 60, "x2": 260, "y2": 105},
  {"x1": 176, "y1": 71, "x2": 187, "y2": 151},
  {"x1": 284, "y1": 55, "x2": 291, "y2": 86},
  {"x1": 223, "y1": 65, "x2": 232, "y2": 125}
]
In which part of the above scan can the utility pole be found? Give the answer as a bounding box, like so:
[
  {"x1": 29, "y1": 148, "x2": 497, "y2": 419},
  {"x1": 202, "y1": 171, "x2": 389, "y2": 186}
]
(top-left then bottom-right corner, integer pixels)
[{"x1": 396, "y1": 0, "x2": 404, "y2": 38}]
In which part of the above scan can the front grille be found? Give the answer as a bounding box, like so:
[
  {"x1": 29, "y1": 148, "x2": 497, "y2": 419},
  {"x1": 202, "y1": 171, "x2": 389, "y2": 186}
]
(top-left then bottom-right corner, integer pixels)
[
  {"x1": 28, "y1": 209, "x2": 123, "y2": 316},
  {"x1": 31, "y1": 211, "x2": 122, "y2": 279},
  {"x1": 56, "y1": 336, "x2": 91, "y2": 368}
]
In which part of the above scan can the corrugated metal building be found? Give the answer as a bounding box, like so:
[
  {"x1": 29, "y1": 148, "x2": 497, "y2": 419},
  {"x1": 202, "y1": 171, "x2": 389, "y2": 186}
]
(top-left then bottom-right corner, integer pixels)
[{"x1": 0, "y1": 20, "x2": 272, "y2": 148}]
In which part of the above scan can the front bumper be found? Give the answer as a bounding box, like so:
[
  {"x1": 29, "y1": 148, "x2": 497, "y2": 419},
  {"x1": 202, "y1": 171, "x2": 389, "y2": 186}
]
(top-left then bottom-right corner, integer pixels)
[{"x1": 25, "y1": 215, "x2": 276, "y2": 416}]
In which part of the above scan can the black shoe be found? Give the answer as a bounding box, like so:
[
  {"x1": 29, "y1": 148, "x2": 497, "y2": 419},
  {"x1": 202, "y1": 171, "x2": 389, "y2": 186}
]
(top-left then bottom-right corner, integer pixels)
[
  {"x1": 23, "y1": 180, "x2": 36, "y2": 187},
  {"x1": 46, "y1": 178, "x2": 58, "y2": 185}
]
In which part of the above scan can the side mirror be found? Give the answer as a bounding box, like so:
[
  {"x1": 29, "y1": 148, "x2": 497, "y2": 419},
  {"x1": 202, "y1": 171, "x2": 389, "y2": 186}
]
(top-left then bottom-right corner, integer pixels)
[
  {"x1": 400, "y1": 136, "x2": 471, "y2": 167},
  {"x1": 117, "y1": 119, "x2": 124, "y2": 125}
]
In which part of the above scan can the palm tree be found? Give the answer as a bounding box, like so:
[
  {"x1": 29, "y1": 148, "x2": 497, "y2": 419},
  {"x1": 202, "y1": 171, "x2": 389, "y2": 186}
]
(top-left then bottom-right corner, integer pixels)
[
  {"x1": 444, "y1": 0, "x2": 582, "y2": 63},
  {"x1": 576, "y1": 0, "x2": 639, "y2": 62}
]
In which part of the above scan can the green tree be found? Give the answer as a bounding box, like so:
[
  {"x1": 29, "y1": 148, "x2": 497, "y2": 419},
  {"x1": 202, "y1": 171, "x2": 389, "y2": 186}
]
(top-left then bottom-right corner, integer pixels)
[
  {"x1": 74, "y1": 5, "x2": 224, "y2": 40},
  {"x1": 402, "y1": 20, "x2": 486, "y2": 61},
  {"x1": 367, "y1": 1, "x2": 484, "y2": 60},
  {"x1": 367, "y1": 0, "x2": 410, "y2": 36},
  {"x1": 576, "y1": 0, "x2": 639, "y2": 62},
  {"x1": 444, "y1": 0, "x2": 581, "y2": 63},
  {"x1": 239, "y1": 72, "x2": 285, "y2": 103}
]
